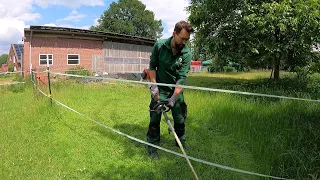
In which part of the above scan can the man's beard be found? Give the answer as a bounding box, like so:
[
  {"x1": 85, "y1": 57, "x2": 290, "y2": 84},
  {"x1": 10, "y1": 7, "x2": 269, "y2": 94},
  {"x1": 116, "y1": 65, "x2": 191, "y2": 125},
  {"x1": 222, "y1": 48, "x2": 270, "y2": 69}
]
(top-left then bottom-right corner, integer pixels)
[{"x1": 175, "y1": 43, "x2": 185, "y2": 52}]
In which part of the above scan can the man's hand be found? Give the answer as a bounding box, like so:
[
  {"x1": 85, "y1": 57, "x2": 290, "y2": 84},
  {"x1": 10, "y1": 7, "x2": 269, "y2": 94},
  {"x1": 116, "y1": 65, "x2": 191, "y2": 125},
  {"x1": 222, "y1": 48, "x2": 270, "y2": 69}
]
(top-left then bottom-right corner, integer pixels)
[
  {"x1": 150, "y1": 85, "x2": 159, "y2": 100},
  {"x1": 166, "y1": 95, "x2": 177, "y2": 108}
]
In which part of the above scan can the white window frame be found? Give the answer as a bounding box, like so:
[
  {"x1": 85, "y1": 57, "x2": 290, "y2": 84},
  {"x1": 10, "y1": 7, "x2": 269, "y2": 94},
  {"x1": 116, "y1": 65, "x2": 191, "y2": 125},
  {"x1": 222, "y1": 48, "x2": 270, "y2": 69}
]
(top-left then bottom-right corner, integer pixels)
[
  {"x1": 39, "y1": 54, "x2": 53, "y2": 66},
  {"x1": 67, "y1": 54, "x2": 80, "y2": 65}
]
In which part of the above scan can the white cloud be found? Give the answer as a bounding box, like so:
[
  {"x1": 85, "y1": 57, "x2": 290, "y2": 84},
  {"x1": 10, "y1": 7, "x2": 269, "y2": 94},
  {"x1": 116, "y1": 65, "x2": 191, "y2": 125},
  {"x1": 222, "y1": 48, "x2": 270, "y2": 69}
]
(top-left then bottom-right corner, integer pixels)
[
  {"x1": 40, "y1": 23, "x2": 89, "y2": 30},
  {"x1": 94, "y1": 18, "x2": 99, "y2": 26},
  {"x1": 0, "y1": 20, "x2": 24, "y2": 53},
  {"x1": 0, "y1": 0, "x2": 40, "y2": 55},
  {"x1": 58, "y1": 24, "x2": 90, "y2": 30},
  {"x1": 57, "y1": 10, "x2": 86, "y2": 22},
  {"x1": 0, "y1": 0, "x2": 41, "y2": 21},
  {"x1": 34, "y1": 0, "x2": 104, "y2": 8},
  {"x1": 42, "y1": 23, "x2": 57, "y2": 26},
  {"x1": 140, "y1": 0, "x2": 190, "y2": 38}
]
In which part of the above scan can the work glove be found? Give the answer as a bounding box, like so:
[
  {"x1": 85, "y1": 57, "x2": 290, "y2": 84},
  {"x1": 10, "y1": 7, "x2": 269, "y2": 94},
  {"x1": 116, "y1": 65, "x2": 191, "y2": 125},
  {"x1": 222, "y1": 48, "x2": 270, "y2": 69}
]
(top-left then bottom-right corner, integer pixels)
[
  {"x1": 166, "y1": 95, "x2": 177, "y2": 108},
  {"x1": 150, "y1": 85, "x2": 159, "y2": 100}
]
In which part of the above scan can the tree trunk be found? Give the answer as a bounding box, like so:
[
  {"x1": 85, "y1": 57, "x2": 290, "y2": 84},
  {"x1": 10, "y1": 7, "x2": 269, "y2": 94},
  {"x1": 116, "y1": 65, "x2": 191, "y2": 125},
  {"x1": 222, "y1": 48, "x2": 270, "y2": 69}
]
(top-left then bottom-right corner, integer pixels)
[
  {"x1": 269, "y1": 68, "x2": 274, "y2": 79},
  {"x1": 274, "y1": 57, "x2": 280, "y2": 79},
  {"x1": 273, "y1": 27, "x2": 281, "y2": 79}
]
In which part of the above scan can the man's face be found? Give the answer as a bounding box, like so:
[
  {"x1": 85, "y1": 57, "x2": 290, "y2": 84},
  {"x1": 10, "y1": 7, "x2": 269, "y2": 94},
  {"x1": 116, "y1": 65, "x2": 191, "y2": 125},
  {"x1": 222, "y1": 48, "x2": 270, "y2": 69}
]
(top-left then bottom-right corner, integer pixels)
[{"x1": 173, "y1": 28, "x2": 190, "y2": 52}]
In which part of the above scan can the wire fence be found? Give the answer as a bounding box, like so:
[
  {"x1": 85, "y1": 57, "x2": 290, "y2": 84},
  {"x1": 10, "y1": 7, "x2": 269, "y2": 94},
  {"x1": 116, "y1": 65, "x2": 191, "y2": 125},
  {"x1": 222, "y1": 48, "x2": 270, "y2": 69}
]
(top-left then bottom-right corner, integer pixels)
[
  {"x1": 32, "y1": 72, "x2": 293, "y2": 180},
  {"x1": 27, "y1": 69, "x2": 312, "y2": 179},
  {"x1": 0, "y1": 71, "x2": 24, "y2": 75},
  {"x1": 0, "y1": 71, "x2": 25, "y2": 86},
  {"x1": 50, "y1": 72, "x2": 320, "y2": 103},
  {"x1": 0, "y1": 82, "x2": 25, "y2": 86}
]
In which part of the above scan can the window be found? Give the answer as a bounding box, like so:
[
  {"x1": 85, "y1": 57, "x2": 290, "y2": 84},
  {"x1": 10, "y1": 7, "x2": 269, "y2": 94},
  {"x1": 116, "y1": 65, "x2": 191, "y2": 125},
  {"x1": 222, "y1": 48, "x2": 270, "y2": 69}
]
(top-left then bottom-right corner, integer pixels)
[
  {"x1": 67, "y1": 54, "x2": 80, "y2": 65},
  {"x1": 39, "y1": 54, "x2": 53, "y2": 66}
]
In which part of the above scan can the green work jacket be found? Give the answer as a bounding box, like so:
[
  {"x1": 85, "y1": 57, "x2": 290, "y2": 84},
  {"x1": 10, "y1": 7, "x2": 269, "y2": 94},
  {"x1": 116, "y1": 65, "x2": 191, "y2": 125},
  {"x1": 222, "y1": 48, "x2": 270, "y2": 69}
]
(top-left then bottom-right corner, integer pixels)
[{"x1": 149, "y1": 36, "x2": 192, "y2": 93}]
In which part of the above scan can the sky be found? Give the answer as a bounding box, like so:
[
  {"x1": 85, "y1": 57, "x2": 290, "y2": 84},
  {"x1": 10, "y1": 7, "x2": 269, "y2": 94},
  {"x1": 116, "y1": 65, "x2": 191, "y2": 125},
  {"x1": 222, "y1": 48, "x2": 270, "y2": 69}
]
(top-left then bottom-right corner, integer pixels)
[{"x1": 0, "y1": 0, "x2": 190, "y2": 55}]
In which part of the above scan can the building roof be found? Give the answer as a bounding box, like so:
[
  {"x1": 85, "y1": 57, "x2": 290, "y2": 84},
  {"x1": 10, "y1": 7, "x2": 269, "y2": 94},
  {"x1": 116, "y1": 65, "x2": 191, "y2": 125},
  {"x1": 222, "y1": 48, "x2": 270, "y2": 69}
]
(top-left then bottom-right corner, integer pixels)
[
  {"x1": 25, "y1": 25, "x2": 156, "y2": 46},
  {"x1": 9, "y1": 44, "x2": 24, "y2": 63},
  {"x1": 13, "y1": 44, "x2": 24, "y2": 62}
]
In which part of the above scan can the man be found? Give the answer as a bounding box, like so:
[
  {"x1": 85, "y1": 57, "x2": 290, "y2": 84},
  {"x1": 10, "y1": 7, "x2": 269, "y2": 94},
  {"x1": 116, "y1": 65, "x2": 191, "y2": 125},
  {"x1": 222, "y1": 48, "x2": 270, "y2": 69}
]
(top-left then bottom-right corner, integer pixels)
[{"x1": 147, "y1": 20, "x2": 194, "y2": 159}]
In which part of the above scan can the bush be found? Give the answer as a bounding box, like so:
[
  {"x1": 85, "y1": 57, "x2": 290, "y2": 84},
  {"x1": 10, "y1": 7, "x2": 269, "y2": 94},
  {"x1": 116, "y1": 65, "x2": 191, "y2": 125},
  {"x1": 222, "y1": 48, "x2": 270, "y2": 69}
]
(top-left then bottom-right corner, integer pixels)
[
  {"x1": 65, "y1": 66, "x2": 91, "y2": 76},
  {"x1": 207, "y1": 62, "x2": 224, "y2": 73},
  {"x1": 310, "y1": 61, "x2": 320, "y2": 73},
  {"x1": 293, "y1": 66, "x2": 312, "y2": 90},
  {"x1": 8, "y1": 64, "x2": 14, "y2": 72},
  {"x1": 295, "y1": 66, "x2": 311, "y2": 80},
  {"x1": 207, "y1": 65, "x2": 215, "y2": 73},
  {"x1": 223, "y1": 66, "x2": 236, "y2": 73},
  {"x1": 13, "y1": 73, "x2": 24, "y2": 82},
  {"x1": 8, "y1": 83, "x2": 25, "y2": 93}
]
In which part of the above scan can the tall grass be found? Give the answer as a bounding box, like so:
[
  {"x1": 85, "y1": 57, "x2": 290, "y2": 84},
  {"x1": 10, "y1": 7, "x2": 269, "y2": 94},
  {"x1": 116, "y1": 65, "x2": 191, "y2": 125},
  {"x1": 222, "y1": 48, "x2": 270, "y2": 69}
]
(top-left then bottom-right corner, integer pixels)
[
  {"x1": 1, "y1": 71, "x2": 319, "y2": 179},
  {"x1": 185, "y1": 91, "x2": 320, "y2": 179},
  {"x1": 0, "y1": 73, "x2": 15, "y2": 83}
]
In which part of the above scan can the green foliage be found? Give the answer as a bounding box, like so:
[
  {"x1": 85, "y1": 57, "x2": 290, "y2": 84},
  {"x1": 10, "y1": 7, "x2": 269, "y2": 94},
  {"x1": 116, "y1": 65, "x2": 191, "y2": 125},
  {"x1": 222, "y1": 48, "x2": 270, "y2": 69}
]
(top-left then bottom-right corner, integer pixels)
[
  {"x1": 293, "y1": 65, "x2": 318, "y2": 90},
  {"x1": 223, "y1": 66, "x2": 236, "y2": 73},
  {"x1": 8, "y1": 64, "x2": 14, "y2": 72},
  {"x1": 65, "y1": 66, "x2": 91, "y2": 76},
  {"x1": 188, "y1": 0, "x2": 320, "y2": 79},
  {"x1": 0, "y1": 54, "x2": 8, "y2": 66},
  {"x1": 90, "y1": 0, "x2": 163, "y2": 39},
  {"x1": 13, "y1": 73, "x2": 24, "y2": 82},
  {"x1": 310, "y1": 61, "x2": 320, "y2": 73},
  {"x1": 207, "y1": 57, "x2": 227, "y2": 73},
  {"x1": 8, "y1": 83, "x2": 25, "y2": 93}
]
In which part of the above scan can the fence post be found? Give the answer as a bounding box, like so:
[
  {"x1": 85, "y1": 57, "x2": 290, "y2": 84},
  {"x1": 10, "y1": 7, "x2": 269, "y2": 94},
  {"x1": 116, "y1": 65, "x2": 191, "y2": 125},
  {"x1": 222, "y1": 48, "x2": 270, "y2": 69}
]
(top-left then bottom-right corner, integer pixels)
[
  {"x1": 35, "y1": 71, "x2": 37, "y2": 87},
  {"x1": 47, "y1": 61, "x2": 52, "y2": 105},
  {"x1": 31, "y1": 70, "x2": 34, "y2": 84}
]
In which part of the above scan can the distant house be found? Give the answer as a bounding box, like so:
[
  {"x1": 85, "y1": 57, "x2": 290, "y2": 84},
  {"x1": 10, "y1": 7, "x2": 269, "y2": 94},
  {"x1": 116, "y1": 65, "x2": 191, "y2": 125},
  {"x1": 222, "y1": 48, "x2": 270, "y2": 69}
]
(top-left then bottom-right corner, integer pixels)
[
  {"x1": 6, "y1": 44, "x2": 24, "y2": 72},
  {"x1": 1, "y1": 64, "x2": 8, "y2": 72},
  {"x1": 23, "y1": 25, "x2": 155, "y2": 76}
]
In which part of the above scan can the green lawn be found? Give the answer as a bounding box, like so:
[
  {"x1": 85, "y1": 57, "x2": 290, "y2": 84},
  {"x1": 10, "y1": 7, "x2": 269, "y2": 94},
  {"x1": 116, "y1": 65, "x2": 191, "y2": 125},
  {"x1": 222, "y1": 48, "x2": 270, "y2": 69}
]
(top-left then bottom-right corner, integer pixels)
[
  {"x1": 0, "y1": 71, "x2": 319, "y2": 179},
  {"x1": 0, "y1": 74, "x2": 15, "y2": 83}
]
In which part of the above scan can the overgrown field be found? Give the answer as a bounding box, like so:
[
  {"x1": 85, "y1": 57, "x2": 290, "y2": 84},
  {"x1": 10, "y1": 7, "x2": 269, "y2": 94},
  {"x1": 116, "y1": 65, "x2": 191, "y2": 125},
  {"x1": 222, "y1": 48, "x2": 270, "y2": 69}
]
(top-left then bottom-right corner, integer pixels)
[{"x1": 0, "y1": 71, "x2": 319, "y2": 179}]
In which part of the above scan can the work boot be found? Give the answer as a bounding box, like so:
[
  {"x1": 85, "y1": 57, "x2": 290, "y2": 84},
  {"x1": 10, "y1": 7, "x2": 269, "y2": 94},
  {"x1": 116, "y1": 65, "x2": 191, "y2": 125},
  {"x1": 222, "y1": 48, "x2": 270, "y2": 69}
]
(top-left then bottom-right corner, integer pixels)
[
  {"x1": 147, "y1": 146, "x2": 159, "y2": 160},
  {"x1": 174, "y1": 123, "x2": 186, "y2": 149},
  {"x1": 175, "y1": 136, "x2": 187, "y2": 150},
  {"x1": 146, "y1": 124, "x2": 160, "y2": 159}
]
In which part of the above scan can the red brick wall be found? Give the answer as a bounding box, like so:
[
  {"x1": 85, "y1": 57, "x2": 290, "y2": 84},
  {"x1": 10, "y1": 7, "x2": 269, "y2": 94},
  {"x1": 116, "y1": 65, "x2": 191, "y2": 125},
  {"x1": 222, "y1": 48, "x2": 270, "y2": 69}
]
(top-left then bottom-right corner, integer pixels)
[
  {"x1": 23, "y1": 40, "x2": 30, "y2": 74},
  {"x1": 24, "y1": 37, "x2": 103, "y2": 75},
  {"x1": 1, "y1": 64, "x2": 8, "y2": 72}
]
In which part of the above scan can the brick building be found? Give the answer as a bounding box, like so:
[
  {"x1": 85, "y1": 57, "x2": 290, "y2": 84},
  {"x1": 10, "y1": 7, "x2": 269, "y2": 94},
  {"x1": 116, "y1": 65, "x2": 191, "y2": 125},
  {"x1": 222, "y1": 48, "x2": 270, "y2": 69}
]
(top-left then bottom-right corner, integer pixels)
[
  {"x1": 23, "y1": 26, "x2": 155, "y2": 76},
  {"x1": 2, "y1": 44, "x2": 24, "y2": 72}
]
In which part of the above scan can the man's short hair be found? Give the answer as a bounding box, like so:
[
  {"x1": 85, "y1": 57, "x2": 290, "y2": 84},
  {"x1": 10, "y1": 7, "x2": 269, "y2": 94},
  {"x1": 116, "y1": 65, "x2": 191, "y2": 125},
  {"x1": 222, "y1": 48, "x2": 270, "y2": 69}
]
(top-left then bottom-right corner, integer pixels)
[{"x1": 174, "y1": 21, "x2": 194, "y2": 34}]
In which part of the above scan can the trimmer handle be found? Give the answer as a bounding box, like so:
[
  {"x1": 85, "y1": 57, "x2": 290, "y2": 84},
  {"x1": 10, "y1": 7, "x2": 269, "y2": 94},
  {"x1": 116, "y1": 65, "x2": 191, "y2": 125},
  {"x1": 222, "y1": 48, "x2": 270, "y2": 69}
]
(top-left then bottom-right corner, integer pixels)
[{"x1": 152, "y1": 101, "x2": 170, "y2": 113}]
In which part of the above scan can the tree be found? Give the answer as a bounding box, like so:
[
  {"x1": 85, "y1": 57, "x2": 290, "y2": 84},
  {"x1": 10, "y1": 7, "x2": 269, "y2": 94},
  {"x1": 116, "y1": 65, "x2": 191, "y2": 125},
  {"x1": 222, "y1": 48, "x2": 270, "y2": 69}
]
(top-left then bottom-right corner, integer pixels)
[
  {"x1": 0, "y1": 54, "x2": 8, "y2": 66},
  {"x1": 188, "y1": 0, "x2": 320, "y2": 79},
  {"x1": 90, "y1": 0, "x2": 163, "y2": 39}
]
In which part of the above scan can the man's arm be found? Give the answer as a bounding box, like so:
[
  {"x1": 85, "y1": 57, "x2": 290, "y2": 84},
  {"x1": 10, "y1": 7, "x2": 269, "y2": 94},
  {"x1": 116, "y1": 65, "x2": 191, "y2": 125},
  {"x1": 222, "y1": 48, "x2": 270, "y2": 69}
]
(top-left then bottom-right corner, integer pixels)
[
  {"x1": 149, "y1": 42, "x2": 160, "y2": 100},
  {"x1": 149, "y1": 70, "x2": 157, "y2": 83},
  {"x1": 173, "y1": 85, "x2": 183, "y2": 97},
  {"x1": 149, "y1": 42, "x2": 159, "y2": 82}
]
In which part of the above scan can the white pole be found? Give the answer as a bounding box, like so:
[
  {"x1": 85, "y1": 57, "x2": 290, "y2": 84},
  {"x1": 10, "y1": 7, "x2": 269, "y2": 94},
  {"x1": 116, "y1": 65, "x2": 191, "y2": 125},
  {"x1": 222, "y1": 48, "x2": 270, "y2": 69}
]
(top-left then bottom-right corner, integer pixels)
[{"x1": 29, "y1": 31, "x2": 33, "y2": 75}]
